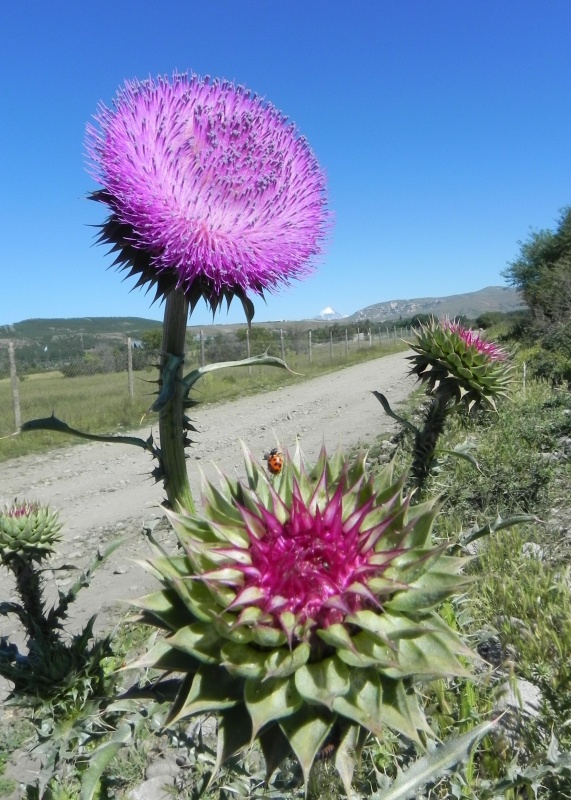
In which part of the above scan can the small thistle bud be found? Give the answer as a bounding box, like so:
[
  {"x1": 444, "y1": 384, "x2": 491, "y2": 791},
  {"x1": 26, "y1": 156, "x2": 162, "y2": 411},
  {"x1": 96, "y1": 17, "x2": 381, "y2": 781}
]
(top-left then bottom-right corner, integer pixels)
[
  {"x1": 409, "y1": 318, "x2": 512, "y2": 411},
  {"x1": 132, "y1": 446, "x2": 473, "y2": 790},
  {"x1": 0, "y1": 500, "x2": 62, "y2": 562}
]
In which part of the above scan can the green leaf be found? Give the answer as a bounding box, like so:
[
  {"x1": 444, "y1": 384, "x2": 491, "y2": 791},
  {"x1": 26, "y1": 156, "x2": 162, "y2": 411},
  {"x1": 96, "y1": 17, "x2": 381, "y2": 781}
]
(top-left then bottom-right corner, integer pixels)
[
  {"x1": 130, "y1": 589, "x2": 194, "y2": 630},
  {"x1": 166, "y1": 666, "x2": 242, "y2": 725},
  {"x1": 461, "y1": 514, "x2": 537, "y2": 546},
  {"x1": 375, "y1": 718, "x2": 497, "y2": 800},
  {"x1": 332, "y1": 668, "x2": 385, "y2": 737},
  {"x1": 376, "y1": 678, "x2": 422, "y2": 744},
  {"x1": 316, "y1": 623, "x2": 356, "y2": 651},
  {"x1": 294, "y1": 656, "x2": 351, "y2": 709},
  {"x1": 244, "y1": 675, "x2": 302, "y2": 737},
  {"x1": 264, "y1": 642, "x2": 311, "y2": 679},
  {"x1": 150, "y1": 353, "x2": 184, "y2": 412},
  {"x1": 259, "y1": 723, "x2": 293, "y2": 782},
  {"x1": 80, "y1": 741, "x2": 125, "y2": 800},
  {"x1": 125, "y1": 640, "x2": 201, "y2": 673},
  {"x1": 167, "y1": 621, "x2": 222, "y2": 664},
  {"x1": 214, "y1": 704, "x2": 253, "y2": 771},
  {"x1": 333, "y1": 723, "x2": 368, "y2": 800},
  {"x1": 220, "y1": 641, "x2": 268, "y2": 679},
  {"x1": 21, "y1": 414, "x2": 155, "y2": 453},
  {"x1": 182, "y1": 353, "x2": 299, "y2": 396},
  {"x1": 279, "y1": 704, "x2": 336, "y2": 789},
  {"x1": 387, "y1": 633, "x2": 472, "y2": 680},
  {"x1": 372, "y1": 392, "x2": 419, "y2": 434}
]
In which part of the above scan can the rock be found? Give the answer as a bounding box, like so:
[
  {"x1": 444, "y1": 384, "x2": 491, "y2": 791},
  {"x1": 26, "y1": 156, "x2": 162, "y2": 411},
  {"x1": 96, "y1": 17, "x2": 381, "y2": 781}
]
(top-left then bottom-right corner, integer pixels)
[
  {"x1": 521, "y1": 542, "x2": 545, "y2": 560},
  {"x1": 501, "y1": 677, "x2": 542, "y2": 719},
  {"x1": 128, "y1": 776, "x2": 175, "y2": 800},
  {"x1": 145, "y1": 757, "x2": 180, "y2": 780},
  {"x1": 477, "y1": 635, "x2": 503, "y2": 668}
]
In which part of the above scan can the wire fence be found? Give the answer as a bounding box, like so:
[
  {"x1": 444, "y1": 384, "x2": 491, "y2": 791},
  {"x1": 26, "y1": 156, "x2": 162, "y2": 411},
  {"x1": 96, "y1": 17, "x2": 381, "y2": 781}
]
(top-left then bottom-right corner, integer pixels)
[{"x1": 0, "y1": 325, "x2": 413, "y2": 454}]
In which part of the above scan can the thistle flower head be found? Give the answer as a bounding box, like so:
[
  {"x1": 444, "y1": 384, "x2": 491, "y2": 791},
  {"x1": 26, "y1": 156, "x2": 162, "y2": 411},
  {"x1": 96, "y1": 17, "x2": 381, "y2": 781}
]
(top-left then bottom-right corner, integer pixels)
[
  {"x1": 442, "y1": 319, "x2": 507, "y2": 362},
  {"x1": 409, "y1": 317, "x2": 512, "y2": 411},
  {"x1": 132, "y1": 446, "x2": 472, "y2": 790},
  {"x1": 86, "y1": 73, "x2": 330, "y2": 319},
  {"x1": 0, "y1": 500, "x2": 62, "y2": 562}
]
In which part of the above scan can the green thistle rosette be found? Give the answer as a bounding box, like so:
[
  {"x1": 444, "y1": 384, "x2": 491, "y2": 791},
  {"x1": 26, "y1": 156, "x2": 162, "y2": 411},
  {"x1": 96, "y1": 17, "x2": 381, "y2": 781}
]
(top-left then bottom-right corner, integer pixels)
[
  {"x1": 132, "y1": 446, "x2": 473, "y2": 791},
  {"x1": 0, "y1": 500, "x2": 62, "y2": 562},
  {"x1": 409, "y1": 319, "x2": 512, "y2": 411}
]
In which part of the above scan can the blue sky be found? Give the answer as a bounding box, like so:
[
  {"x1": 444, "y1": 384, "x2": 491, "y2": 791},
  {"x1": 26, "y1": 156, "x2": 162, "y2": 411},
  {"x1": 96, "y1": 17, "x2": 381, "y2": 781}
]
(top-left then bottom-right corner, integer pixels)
[{"x1": 1, "y1": 0, "x2": 570, "y2": 326}]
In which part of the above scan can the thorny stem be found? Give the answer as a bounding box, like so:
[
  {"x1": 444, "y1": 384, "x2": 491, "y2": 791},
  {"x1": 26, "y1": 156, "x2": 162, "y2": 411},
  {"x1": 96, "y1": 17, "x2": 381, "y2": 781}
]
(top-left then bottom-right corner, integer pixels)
[
  {"x1": 11, "y1": 557, "x2": 54, "y2": 642},
  {"x1": 159, "y1": 290, "x2": 196, "y2": 513},
  {"x1": 411, "y1": 395, "x2": 450, "y2": 496}
]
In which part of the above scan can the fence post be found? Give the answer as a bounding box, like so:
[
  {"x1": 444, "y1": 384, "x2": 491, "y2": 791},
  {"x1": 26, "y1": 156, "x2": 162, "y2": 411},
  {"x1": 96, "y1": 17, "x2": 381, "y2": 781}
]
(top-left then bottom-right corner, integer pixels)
[
  {"x1": 393, "y1": 326, "x2": 397, "y2": 340},
  {"x1": 280, "y1": 329, "x2": 285, "y2": 362},
  {"x1": 309, "y1": 330, "x2": 313, "y2": 364},
  {"x1": 368, "y1": 328, "x2": 372, "y2": 348},
  {"x1": 357, "y1": 327, "x2": 360, "y2": 350},
  {"x1": 8, "y1": 341, "x2": 21, "y2": 431},
  {"x1": 200, "y1": 329, "x2": 205, "y2": 367},
  {"x1": 127, "y1": 337, "x2": 134, "y2": 399},
  {"x1": 345, "y1": 329, "x2": 349, "y2": 358},
  {"x1": 246, "y1": 328, "x2": 252, "y2": 376},
  {"x1": 385, "y1": 326, "x2": 389, "y2": 341},
  {"x1": 329, "y1": 331, "x2": 333, "y2": 361}
]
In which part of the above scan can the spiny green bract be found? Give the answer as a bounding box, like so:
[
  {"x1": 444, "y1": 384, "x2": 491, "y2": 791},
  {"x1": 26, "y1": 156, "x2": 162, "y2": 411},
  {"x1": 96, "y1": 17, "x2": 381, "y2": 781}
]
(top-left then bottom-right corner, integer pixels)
[
  {"x1": 131, "y1": 445, "x2": 473, "y2": 793},
  {"x1": 409, "y1": 319, "x2": 513, "y2": 411},
  {"x1": 0, "y1": 500, "x2": 62, "y2": 562}
]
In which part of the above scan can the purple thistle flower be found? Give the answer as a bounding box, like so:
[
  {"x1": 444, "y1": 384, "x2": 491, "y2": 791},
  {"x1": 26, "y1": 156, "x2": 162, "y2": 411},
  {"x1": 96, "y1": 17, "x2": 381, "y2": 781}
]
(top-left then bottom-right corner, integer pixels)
[{"x1": 86, "y1": 74, "x2": 330, "y2": 317}]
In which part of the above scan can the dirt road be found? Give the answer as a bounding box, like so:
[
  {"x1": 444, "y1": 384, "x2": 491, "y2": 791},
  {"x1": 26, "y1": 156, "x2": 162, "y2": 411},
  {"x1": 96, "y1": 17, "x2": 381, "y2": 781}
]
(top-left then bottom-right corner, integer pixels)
[{"x1": 0, "y1": 351, "x2": 414, "y2": 631}]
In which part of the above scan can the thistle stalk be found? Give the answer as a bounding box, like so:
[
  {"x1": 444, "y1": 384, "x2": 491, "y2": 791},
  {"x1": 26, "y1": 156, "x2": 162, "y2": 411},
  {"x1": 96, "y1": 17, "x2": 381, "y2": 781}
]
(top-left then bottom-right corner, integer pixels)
[
  {"x1": 11, "y1": 556, "x2": 53, "y2": 642},
  {"x1": 159, "y1": 289, "x2": 195, "y2": 513},
  {"x1": 411, "y1": 395, "x2": 450, "y2": 495}
]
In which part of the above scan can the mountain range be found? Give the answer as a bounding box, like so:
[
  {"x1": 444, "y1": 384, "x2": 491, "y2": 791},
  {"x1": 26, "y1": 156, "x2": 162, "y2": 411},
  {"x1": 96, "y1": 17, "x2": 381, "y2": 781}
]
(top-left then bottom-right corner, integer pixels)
[
  {"x1": 347, "y1": 285, "x2": 523, "y2": 322},
  {"x1": 1, "y1": 286, "x2": 524, "y2": 348}
]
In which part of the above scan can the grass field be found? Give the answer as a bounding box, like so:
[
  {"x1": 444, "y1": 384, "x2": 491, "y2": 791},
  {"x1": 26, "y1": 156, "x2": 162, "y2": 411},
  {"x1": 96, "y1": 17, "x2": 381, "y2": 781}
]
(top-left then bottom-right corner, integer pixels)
[{"x1": 0, "y1": 338, "x2": 407, "y2": 462}]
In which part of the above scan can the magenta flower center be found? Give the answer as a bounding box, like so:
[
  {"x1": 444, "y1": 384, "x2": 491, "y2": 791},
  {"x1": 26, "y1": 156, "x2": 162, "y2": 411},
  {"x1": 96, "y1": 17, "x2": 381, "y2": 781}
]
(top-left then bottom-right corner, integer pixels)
[
  {"x1": 242, "y1": 488, "x2": 383, "y2": 628},
  {"x1": 6, "y1": 502, "x2": 37, "y2": 518},
  {"x1": 443, "y1": 320, "x2": 506, "y2": 361}
]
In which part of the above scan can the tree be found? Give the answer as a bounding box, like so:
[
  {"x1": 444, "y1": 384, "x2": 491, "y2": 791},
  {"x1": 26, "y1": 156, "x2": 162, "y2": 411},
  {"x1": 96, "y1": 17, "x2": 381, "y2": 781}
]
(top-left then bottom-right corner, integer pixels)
[
  {"x1": 503, "y1": 206, "x2": 571, "y2": 326},
  {"x1": 141, "y1": 328, "x2": 163, "y2": 350}
]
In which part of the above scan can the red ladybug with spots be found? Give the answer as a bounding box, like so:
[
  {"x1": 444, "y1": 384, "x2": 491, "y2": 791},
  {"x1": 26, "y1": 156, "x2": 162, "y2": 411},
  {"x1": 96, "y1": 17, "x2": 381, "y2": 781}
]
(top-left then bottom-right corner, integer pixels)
[{"x1": 264, "y1": 447, "x2": 283, "y2": 475}]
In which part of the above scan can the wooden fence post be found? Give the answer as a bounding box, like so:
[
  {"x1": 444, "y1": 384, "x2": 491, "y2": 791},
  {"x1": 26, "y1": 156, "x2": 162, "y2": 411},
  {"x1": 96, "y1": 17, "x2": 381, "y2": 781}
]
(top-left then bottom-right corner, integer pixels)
[
  {"x1": 127, "y1": 337, "x2": 134, "y2": 399},
  {"x1": 246, "y1": 328, "x2": 252, "y2": 376},
  {"x1": 329, "y1": 331, "x2": 333, "y2": 361},
  {"x1": 200, "y1": 329, "x2": 205, "y2": 367},
  {"x1": 309, "y1": 330, "x2": 313, "y2": 364},
  {"x1": 345, "y1": 329, "x2": 349, "y2": 358},
  {"x1": 280, "y1": 329, "x2": 285, "y2": 362},
  {"x1": 8, "y1": 341, "x2": 21, "y2": 431}
]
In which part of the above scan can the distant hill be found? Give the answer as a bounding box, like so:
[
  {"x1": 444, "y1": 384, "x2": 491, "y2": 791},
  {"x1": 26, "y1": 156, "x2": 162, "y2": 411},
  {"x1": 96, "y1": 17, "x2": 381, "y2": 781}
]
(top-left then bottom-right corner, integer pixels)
[
  {"x1": 0, "y1": 317, "x2": 163, "y2": 362},
  {"x1": 0, "y1": 287, "x2": 525, "y2": 354},
  {"x1": 0, "y1": 317, "x2": 162, "y2": 342},
  {"x1": 348, "y1": 286, "x2": 524, "y2": 323}
]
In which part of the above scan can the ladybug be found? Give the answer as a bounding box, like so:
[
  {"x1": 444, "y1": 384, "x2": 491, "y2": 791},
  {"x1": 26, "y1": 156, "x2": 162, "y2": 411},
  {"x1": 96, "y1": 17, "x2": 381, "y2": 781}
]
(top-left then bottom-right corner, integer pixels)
[{"x1": 264, "y1": 447, "x2": 283, "y2": 475}]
